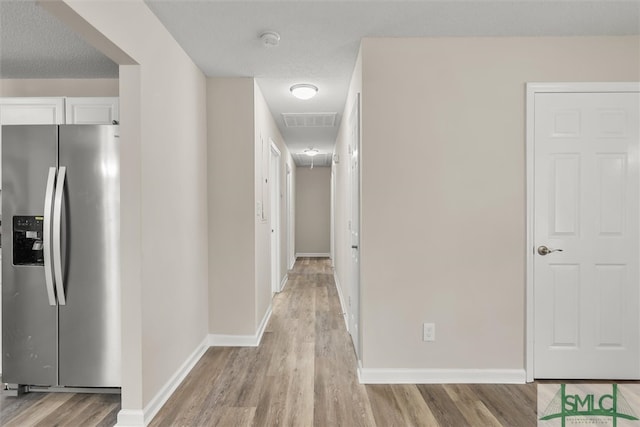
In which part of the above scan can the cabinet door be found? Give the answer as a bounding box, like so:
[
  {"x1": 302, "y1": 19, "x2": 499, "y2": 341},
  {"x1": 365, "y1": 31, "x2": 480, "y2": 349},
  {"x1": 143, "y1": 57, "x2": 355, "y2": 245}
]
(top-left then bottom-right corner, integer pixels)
[
  {"x1": 0, "y1": 97, "x2": 65, "y2": 125},
  {"x1": 65, "y1": 97, "x2": 119, "y2": 124}
]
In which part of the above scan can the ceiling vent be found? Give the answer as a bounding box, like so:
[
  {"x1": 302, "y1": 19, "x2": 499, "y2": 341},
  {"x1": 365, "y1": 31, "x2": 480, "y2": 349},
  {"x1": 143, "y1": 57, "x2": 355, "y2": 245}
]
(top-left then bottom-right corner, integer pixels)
[{"x1": 282, "y1": 113, "x2": 337, "y2": 128}]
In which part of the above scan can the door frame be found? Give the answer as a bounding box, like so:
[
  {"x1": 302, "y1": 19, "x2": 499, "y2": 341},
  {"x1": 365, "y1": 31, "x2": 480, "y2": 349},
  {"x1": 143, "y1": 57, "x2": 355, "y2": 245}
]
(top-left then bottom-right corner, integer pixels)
[
  {"x1": 349, "y1": 92, "x2": 362, "y2": 358},
  {"x1": 525, "y1": 82, "x2": 640, "y2": 382},
  {"x1": 330, "y1": 167, "x2": 336, "y2": 267},
  {"x1": 269, "y1": 139, "x2": 282, "y2": 294},
  {"x1": 286, "y1": 163, "x2": 295, "y2": 270}
]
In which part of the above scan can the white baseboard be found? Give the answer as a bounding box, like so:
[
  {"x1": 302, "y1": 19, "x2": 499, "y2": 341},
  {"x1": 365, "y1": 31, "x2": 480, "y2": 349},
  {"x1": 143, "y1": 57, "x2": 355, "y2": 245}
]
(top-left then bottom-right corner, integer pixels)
[
  {"x1": 279, "y1": 274, "x2": 288, "y2": 292},
  {"x1": 357, "y1": 368, "x2": 527, "y2": 384},
  {"x1": 117, "y1": 307, "x2": 274, "y2": 426},
  {"x1": 209, "y1": 305, "x2": 272, "y2": 347},
  {"x1": 296, "y1": 253, "x2": 330, "y2": 258},
  {"x1": 115, "y1": 409, "x2": 145, "y2": 427},
  {"x1": 116, "y1": 335, "x2": 209, "y2": 427},
  {"x1": 333, "y1": 271, "x2": 349, "y2": 332}
]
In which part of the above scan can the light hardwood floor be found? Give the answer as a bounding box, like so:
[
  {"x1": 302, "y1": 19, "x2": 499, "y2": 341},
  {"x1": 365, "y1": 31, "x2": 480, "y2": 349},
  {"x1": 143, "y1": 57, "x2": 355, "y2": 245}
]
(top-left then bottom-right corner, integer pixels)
[
  {"x1": 0, "y1": 390, "x2": 120, "y2": 427},
  {"x1": 150, "y1": 258, "x2": 542, "y2": 427},
  {"x1": 3, "y1": 258, "x2": 613, "y2": 426}
]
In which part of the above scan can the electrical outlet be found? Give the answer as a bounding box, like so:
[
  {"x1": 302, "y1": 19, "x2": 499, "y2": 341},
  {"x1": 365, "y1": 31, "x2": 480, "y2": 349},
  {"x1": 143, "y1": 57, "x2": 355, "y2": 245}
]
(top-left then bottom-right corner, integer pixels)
[{"x1": 423, "y1": 323, "x2": 435, "y2": 342}]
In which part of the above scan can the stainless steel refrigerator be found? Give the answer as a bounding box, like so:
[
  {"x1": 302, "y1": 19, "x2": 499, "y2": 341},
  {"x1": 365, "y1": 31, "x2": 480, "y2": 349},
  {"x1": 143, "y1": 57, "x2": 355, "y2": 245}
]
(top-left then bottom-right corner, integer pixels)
[{"x1": 2, "y1": 125, "x2": 120, "y2": 390}]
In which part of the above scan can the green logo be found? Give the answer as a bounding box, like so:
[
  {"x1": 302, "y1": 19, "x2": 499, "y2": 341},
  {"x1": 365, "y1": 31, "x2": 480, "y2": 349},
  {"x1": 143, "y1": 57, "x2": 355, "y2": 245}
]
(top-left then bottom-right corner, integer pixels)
[{"x1": 539, "y1": 384, "x2": 639, "y2": 427}]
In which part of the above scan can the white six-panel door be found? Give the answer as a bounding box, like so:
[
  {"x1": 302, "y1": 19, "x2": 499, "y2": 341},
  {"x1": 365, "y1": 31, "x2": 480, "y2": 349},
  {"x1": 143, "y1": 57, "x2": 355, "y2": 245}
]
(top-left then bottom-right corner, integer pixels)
[{"x1": 533, "y1": 89, "x2": 640, "y2": 379}]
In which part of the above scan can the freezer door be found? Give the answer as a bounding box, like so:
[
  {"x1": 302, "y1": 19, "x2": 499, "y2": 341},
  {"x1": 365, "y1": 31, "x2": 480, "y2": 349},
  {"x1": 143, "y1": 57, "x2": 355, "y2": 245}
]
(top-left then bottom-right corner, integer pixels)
[
  {"x1": 2, "y1": 125, "x2": 58, "y2": 386},
  {"x1": 57, "y1": 125, "x2": 120, "y2": 387}
]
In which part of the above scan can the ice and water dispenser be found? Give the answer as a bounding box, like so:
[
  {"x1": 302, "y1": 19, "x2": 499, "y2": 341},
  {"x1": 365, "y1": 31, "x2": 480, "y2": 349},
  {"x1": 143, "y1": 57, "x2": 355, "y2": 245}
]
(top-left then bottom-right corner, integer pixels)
[{"x1": 13, "y1": 216, "x2": 45, "y2": 266}]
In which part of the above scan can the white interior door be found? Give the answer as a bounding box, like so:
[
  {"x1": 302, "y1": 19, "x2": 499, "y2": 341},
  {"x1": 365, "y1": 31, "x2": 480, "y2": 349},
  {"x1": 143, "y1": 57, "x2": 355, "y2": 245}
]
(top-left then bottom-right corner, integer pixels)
[
  {"x1": 270, "y1": 141, "x2": 281, "y2": 293},
  {"x1": 533, "y1": 89, "x2": 640, "y2": 379},
  {"x1": 349, "y1": 94, "x2": 361, "y2": 358}
]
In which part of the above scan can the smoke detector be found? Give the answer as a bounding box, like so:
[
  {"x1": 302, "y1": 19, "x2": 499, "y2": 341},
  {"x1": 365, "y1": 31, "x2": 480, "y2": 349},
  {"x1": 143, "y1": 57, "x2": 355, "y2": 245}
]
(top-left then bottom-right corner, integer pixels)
[{"x1": 259, "y1": 31, "x2": 280, "y2": 47}]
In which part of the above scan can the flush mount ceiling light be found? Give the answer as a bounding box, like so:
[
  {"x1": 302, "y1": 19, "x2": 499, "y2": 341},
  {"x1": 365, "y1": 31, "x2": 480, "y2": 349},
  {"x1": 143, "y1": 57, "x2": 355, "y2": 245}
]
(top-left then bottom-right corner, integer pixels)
[
  {"x1": 290, "y1": 84, "x2": 318, "y2": 100},
  {"x1": 259, "y1": 31, "x2": 280, "y2": 47},
  {"x1": 304, "y1": 148, "x2": 319, "y2": 157}
]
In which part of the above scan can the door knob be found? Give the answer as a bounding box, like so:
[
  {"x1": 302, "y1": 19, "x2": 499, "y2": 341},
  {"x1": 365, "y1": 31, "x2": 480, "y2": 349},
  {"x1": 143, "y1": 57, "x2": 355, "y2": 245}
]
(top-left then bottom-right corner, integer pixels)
[{"x1": 537, "y1": 245, "x2": 563, "y2": 256}]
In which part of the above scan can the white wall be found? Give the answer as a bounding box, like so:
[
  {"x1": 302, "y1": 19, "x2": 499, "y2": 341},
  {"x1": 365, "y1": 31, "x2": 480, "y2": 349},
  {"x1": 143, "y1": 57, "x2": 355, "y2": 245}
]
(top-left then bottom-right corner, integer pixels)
[
  {"x1": 43, "y1": 1, "x2": 209, "y2": 422},
  {"x1": 0, "y1": 79, "x2": 118, "y2": 97},
  {"x1": 355, "y1": 36, "x2": 640, "y2": 374},
  {"x1": 207, "y1": 78, "x2": 293, "y2": 337},
  {"x1": 295, "y1": 166, "x2": 331, "y2": 255},
  {"x1": 207, "y1": 77, "x2": 256, "y2": 335},
  {"x1": 254, "y1": 81, "x2": 294, "y2": 315}
]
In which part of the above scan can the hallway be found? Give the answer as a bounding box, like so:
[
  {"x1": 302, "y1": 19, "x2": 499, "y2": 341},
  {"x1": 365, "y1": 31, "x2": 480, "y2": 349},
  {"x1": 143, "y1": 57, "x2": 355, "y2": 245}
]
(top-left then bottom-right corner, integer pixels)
[
  {"x1": 151, "y1": 258, "x2": 539, "y2": 426},
  {"x1": 151, "y1": 257, "x2": 377, "y2": 426}
]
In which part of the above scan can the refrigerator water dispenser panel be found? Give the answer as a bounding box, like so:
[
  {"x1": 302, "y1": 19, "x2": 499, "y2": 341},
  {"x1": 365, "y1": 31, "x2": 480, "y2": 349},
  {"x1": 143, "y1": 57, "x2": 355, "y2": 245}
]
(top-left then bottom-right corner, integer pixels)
[{"x1": 13, "y1": 215, "x2": 44, "y2": 266}]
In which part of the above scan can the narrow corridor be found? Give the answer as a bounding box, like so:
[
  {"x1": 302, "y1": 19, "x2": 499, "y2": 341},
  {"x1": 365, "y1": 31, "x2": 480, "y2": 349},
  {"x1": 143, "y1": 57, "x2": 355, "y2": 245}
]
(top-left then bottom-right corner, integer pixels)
[
  {"x1": 150, "y1": 258, "x2": 540, "y2": 427},
  {"x1": 151, "y1": 257, "x2": 376, "y2": 426}
]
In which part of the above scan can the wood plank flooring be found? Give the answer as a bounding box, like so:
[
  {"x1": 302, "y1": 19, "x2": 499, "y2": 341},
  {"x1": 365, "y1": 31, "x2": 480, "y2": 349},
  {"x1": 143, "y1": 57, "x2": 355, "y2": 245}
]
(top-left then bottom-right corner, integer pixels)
[
  {"x1": 150, "y1": 257, "x2": 541, "y2": 427},
  {"x1": 0, "y1": 390, "x2": 120, "y2": 427},
  {"x1": 3, "y1": 257, "x2": 629, "y2": 426}
]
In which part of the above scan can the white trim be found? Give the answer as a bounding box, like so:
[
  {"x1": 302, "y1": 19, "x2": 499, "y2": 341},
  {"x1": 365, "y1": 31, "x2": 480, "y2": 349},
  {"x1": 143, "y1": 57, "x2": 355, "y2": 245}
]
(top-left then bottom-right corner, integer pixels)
[
  {"x1": 115, "y1": 336, "x2": 209, "y2": 427},
  {"x1": 296, "y1": 253, "x2": 330, "y2": 258},
  {"x1": 115, "y1": 410, "x2": 145, "y2": 427},
  {"x1": 286, "y1": 163, "x2": 296, "y2": 271},
  {"x1": 526, "y1": 82, "x2": 640, "y2": 94},
  {"x1": 525, "y1": 82, "x2": 640, "y2": 383},
  {"x1": 279, "y1": 274, "x2": 288, "y2": 292},
  {"x1": 142, "y1": 336, "x2": 208, "y2": 425},
  {"x1": 357, "y1": 359, "x2": 364, "y2": 384},
  {"x1": 209, "y1": 305, "x2": 272, "y2": 347},
  {"x1": 525, "y1": 83, "x2": 536, "y2": 384},
  {"x1": 333, "y1": 270, "x2": 350, "y2": 332},
  {"x1": 270, "y1": 139, "x2": 282, "y2": 295},
  {"x1": 357, "y1": 368, "x2": 526, "y2": 384},
  {"x1": 330, "y1": 168, "x2": 336, "y2": 267},
  {"x1": 269, "y1": 138, "x2": 281, "y2": 155}
]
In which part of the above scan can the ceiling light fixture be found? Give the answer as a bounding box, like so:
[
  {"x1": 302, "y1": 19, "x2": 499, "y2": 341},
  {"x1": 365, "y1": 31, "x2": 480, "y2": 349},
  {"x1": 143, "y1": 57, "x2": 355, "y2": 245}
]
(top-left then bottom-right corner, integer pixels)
[
  {"x1": 290, "y1": 84, "x2": 318, "y2": 100},
  {"x1": 304, "y1": 148, "x2": 319, "y2": 157},
  {"x1": 259, "y1": 31, "x2": 280, "y2": 47}
]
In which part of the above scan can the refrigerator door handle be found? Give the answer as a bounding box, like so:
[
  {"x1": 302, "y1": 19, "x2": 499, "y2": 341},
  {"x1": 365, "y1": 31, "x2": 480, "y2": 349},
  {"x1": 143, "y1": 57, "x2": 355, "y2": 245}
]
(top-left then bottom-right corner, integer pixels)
[
  {"x1": 43, "y1": 167, "x2": 58, "y2": 306},
  {"x1": 53, "y1": 166, "x2": 67, "y2": 306}
]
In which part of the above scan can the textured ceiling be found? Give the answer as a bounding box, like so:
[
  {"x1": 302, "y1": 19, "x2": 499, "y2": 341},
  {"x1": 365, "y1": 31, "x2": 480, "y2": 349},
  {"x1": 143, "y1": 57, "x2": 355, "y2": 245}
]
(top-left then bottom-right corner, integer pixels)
[
  {"x1": 1, "y1": 0, "x2": 639, "y2": 164},
  {"x1": 0, "y1": 1, "x2": 118, "y2": 79},
  {"x1": 146, "y1": 0, "x2": 640, "y2": 160}
]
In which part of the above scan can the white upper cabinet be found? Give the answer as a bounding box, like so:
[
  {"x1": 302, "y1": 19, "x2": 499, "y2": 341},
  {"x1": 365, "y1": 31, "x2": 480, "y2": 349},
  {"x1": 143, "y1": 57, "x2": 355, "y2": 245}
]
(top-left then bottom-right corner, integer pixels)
[
  {"x1": 0, "y1": 97, "x2": 119, "y2": 190},
  {"x1": 0, "y1": 97, "x2": 65, "y2": 125},
  {"x1": 65, "y1": 97, "x2": 119, "y2": 125}
]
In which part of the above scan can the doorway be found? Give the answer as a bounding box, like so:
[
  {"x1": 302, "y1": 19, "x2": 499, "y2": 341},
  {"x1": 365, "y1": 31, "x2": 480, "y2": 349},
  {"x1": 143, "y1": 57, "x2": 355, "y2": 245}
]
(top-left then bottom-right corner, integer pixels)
[
  {"x1": 270, "y1": 140, "x2": 282, "y2": 294},
  {"x1": 286, "y1": 163, "x2": 295, "y2": 270},
  {"x1": 526, "y1": 83, "x2": 640, "y2": 380},
  {"x1": 349, "y1": 93, "x2": 361, "y2": 358}
]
